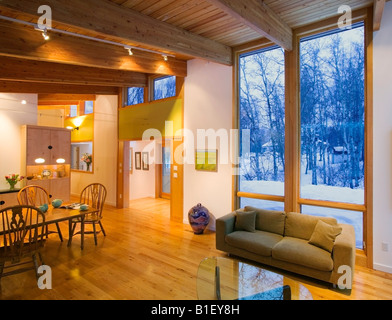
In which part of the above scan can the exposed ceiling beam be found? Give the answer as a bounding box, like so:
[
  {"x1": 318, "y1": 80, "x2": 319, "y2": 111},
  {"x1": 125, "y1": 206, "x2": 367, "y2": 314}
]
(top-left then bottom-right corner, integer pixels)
[
  {"x1": 0, "y1": 56, "x2": 148, "y2": 87},
  {"x1": 206, "y1": 0, "x2": 293, "y2": 51},
  {"x1": 0, "y1": 0, "x2": 232, "y2": 65},
  {"x1": 374, "y1": 0, "x2": 386, "y2": 31},
  {"x1": 0, "y1": 21, "x2": 187, "y2": 77},
  {"x1": 0, "y1": 80, "x2": 119, "y2": 95},
  {"x1": 38, "y1": 94, "x2": 97, "y2": 101}
]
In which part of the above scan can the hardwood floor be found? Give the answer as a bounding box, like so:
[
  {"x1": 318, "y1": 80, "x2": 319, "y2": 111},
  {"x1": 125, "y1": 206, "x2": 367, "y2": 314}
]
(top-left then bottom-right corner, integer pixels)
[{"x1": 1, "y1": 197, "x2": 392, "y2": 300}]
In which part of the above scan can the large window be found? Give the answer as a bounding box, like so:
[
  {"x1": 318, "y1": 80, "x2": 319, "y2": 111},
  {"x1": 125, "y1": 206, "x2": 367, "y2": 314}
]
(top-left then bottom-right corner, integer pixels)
[
  {"x1": 300, "y1": 25, "x2": 365, "y2": 204},
  {"x1": 237, "y1": 19, "x2": 369, "y2": 252},
  {"x1": 238, "y1": 46, "x2": 285, "y2": 210},
  {"x1": 299, "y1": 24, "x2": 365, "y2": 248}
]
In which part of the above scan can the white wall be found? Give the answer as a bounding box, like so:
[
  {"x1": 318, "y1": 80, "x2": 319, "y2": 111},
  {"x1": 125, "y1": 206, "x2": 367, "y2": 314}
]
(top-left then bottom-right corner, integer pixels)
[
  {"x1": 373, "y1": 1, "x2": 392, "y2": 273},
  {"x1": 183, "y1": 59, "x2": 233, "y2": 230},
  {"x1": 37, "y1": 108, "x2": 65, "y2": 128},
  {"x1": 129, "y1": 140, "x2": 156, "y2": 200},
  {"x1": 70, "y1": 95, "x2": 118, "y2": 206},
  {"x1": 0, "y1": 93, "x2": 37, "y2": 189}
]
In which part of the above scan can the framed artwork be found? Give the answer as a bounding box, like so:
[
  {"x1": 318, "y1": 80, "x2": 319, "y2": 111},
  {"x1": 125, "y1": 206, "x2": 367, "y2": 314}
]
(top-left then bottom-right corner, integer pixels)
[
  {"x1": 195, "y1": 149, "x2": 218, "y2": 172},
  {"x1": 135, "y1": 152, "x2": 141, "y2": 170},
  {"x1": 142, "y1": 152, "x2": 149, "y2": 171}
]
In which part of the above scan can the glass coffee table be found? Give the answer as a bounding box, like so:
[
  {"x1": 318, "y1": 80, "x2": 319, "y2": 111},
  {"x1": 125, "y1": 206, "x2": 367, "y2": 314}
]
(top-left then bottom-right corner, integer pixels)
[{"x1": 197, "y1": 257, "x2": 313, "y2": 300}]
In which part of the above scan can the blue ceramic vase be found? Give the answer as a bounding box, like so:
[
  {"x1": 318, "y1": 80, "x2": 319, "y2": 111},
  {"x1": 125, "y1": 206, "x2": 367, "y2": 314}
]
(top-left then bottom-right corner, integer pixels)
[{"x1": 188, "y1": 203, "x2": 210, "y2": 234}]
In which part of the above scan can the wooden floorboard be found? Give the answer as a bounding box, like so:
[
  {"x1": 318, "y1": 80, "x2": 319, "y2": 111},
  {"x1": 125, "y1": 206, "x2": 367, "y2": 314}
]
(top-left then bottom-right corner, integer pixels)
[{"x1": 1, "y1": 197, "x2": 391, "y2": 300}]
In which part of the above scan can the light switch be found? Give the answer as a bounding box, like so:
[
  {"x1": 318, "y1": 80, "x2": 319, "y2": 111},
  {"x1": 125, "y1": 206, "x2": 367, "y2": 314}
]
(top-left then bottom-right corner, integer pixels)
[
  {"x1": 173, "y1": 173, "x2": 178, "y2": 178},
  {"x1": 173, "y1": 165, "x2": 178, "y2": 171}
]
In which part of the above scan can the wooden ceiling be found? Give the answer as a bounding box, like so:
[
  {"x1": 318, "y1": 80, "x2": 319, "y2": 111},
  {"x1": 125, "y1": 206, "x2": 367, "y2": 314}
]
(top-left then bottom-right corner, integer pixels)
[
  {"x1": 0, "y1": 0, "x2": 384, "y2": 93},
  {"x1": 108, "y1": 0, "x2": 374, "y2": 47}
]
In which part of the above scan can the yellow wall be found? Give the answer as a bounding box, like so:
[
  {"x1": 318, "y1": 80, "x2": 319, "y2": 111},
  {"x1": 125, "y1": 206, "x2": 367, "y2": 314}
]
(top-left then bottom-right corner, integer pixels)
[
  {"x1": 64, "y1": 114, "x2": 94, "y2": 141},
  {"x1": 119, "y1": 98, "x2": 183, "y2": 140}
]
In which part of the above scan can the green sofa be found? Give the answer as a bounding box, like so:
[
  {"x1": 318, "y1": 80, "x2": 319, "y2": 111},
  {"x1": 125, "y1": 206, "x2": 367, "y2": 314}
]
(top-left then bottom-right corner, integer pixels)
[{"x1": 216, "y1": 206, "x2": 356, "y2": 286}]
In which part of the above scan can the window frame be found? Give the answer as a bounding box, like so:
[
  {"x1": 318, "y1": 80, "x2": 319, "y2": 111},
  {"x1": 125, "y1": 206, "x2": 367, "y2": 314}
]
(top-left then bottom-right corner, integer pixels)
[
  {"x1": 150, "y1": 75, "x2": 177, "y2": 101},
  {"x1": 234, "y1": 8, "x2": 373, "y2": 268},
  {"x1": 126, "y1": 87, "x2": 145, "y2": 107},
  {"x1": 236, "y1": 42, "x2": 286, "y2": 209}
]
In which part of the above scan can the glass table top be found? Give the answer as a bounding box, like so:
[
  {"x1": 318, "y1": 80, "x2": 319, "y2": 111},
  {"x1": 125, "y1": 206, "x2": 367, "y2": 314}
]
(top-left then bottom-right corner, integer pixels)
[{"x1": 197, "y1": 257, "x2": 313, "y2": 300}]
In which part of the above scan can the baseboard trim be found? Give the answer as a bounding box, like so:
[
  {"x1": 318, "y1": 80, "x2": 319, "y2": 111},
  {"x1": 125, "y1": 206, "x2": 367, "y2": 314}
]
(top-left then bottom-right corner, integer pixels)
[{"x1": 373, "y1": 262, "x2": 392, "y2": 274}]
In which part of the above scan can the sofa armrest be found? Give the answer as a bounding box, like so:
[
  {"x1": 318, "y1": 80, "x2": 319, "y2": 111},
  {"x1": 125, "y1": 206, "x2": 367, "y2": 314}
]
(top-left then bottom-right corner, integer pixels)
[
  {"x1": 216, "y1": 211, "x2": 237, "y2": 251},
  {"x1": 331, "y1": 223, "x2": 356, "y2": 285}
]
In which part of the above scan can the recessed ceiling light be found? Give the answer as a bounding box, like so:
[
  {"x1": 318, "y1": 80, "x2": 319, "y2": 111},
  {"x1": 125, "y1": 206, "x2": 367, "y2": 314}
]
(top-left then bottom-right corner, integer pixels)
[{"x1": 21, "y1": 100, "x2": 27, "y2": 105}]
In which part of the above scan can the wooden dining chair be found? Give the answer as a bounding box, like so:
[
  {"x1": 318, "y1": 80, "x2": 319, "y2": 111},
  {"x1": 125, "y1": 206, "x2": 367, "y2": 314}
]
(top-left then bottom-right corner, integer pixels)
[
  {"x1": 0, "y1": 205, "x2": 46, "y2": 281},
  {"x1": 70, "y1": 183, "x2": 107, "y2": 246},
  {"x1": 17, "y1": 185, "x2": 63, "y2": 242}
]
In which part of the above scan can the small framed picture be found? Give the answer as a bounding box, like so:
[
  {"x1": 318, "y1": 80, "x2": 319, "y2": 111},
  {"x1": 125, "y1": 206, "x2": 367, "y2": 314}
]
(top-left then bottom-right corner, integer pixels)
[
  {"x1": 195, "y1": 149, "x2": 218, "y2": 172},
  {"x1": 142, "y1": 152, "x2": 149, "y2": 171},
  {"x1": 135, "y1": 152, "x2": 141, "y2": 170}
]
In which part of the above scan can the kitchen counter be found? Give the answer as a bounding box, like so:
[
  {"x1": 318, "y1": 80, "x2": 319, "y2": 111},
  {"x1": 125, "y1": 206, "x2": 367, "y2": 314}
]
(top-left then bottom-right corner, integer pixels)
[{"x1": 0, "y1": 188, "x2": 20, "y2": 195}]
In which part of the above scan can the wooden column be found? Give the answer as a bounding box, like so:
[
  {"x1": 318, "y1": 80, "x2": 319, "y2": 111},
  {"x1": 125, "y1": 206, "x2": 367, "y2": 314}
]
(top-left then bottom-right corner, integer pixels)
[{"x1": 284, "y1": 33, "x2": 300, "y2": 214}]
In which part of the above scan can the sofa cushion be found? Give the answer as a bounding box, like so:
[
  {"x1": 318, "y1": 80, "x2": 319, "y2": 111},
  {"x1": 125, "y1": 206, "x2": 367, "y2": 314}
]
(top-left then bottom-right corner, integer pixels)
[
  {"x1": 225, "y1": 230, "x2": 283, "y2": 257},
  {"x1": 272, "y1": 237, "x2": 334, "y2": 271},
  {"x1": 284, "y1": 212, "x2": 338, "y2": 240},
  {"x1": 234, "y1": 210, "x2": 256, "y2": 232},
  {"x1": 244, "y1": 206, "x2": 286, "y2": 236},
  {"x1": 308, "y1": 220, "x2": 342, "y2": 253}
]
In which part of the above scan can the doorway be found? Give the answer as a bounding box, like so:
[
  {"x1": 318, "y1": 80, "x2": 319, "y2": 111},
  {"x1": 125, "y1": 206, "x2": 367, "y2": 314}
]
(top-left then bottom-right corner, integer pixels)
[
  {"x1": 160, "y1": 139, "x2": 172, "y2": 200},
  {"x1": 128, "y1": 139, "x2": 172, "y2": 205}
]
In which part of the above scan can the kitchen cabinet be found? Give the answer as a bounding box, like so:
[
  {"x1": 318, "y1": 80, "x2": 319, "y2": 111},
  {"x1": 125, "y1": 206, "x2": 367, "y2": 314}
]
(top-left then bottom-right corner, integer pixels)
[
  {"x1": 0, "y1": 190, "x2": 19, "y2": 209},
  {"x1": 23, "y1": 125, "x2": 71, "y2": 165},
  {"x1": 21, "y1": 125, "x2": 71, "y2": 201}
]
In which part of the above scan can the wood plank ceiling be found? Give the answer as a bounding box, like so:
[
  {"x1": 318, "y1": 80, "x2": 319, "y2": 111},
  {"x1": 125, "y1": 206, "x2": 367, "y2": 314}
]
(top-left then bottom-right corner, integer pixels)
[
  {"x1": 107, "y1": 0, "x2": 374, "y2": 47},
  {"x1": 0, "y1": 0, "x2": 378, "y2": 93}
]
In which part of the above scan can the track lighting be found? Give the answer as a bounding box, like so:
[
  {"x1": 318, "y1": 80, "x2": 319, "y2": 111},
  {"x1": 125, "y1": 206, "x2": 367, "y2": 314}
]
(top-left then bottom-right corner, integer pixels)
[
  {"x1": 124, "y1": 46, "x2": 134, "y2": 56},
  {"x1": 1, "y1": 15, "x2": 177, "y2": 59},
  {"x1": 42, "y1": 28, "x2": 50, "y2": 40}
]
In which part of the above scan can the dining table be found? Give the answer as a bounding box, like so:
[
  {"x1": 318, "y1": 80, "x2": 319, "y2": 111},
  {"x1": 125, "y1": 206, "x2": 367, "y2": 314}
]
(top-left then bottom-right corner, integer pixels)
[
  {"x1": 0, "y1": 204, "x2": 96, "y2": 251},
  {"x1": 44, "y1": 205, "x2": 97, "y2": 250}
]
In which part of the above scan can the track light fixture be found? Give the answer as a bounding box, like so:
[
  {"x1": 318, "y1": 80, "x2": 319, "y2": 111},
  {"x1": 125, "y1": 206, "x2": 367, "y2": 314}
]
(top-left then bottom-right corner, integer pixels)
[
  {"x1": 163, "y1": 55, "x2": 168, "y2": 61},
  {"x1": 124, "y1": 46, "x2": 134, "y2": 56},
  {"x1": 42, "y1": 28, "x2": 50, "y2": 40}
]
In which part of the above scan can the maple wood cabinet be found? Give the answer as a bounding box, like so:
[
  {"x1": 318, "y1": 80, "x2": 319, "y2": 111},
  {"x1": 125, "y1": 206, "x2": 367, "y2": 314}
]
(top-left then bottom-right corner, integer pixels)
[
  {"x1": 21, "y1": 125, "x2": 71, "y2": 201},
  {"x1": 24, "y1": 125, "x2": 71, "y2": 165}
]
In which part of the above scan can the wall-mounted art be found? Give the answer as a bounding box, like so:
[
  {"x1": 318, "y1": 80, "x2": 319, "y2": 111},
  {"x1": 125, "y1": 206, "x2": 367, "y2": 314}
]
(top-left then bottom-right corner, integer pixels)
[
  {"x1": 195, "y1": 149, "x2": 218, "y2": 172},
  {"x1": 142, "y1": 152, "x2": 149, "y2": 171},
  {"x1": 135, "y1": 152, "x2": 141, "y2": 170}
]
